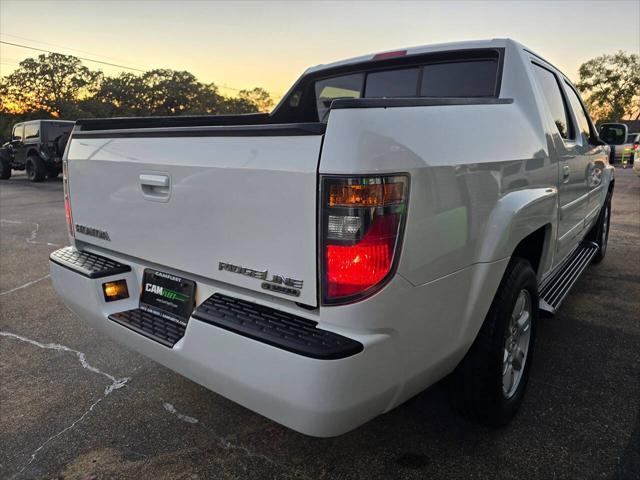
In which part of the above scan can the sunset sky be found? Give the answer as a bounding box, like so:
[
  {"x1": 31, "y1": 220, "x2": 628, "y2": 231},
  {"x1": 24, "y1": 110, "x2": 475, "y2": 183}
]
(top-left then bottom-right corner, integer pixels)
[{"x1": 1, "y1": 0, "x2": 639, "y2": 101}]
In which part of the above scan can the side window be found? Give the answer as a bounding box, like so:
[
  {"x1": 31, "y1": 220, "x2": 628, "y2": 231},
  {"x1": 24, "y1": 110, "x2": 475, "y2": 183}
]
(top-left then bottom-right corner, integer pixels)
[
  {"x1": 315, "y1": 73, "x2": 364, "y2": 121},
  {"x1": 531, "y1": 64, "x2": 573, "y2": 140},
  {"x1": 12, "y1": 124, "x2": 23, "y2": 142},
  {"x1": 365, "y1": 68, "x2": 419, "y2": 98},
  {"x1": 564, "y1": 82, "x2": 592, "y2": 143},
  {"x1": 24, "y1": 123, "x2": 40, "y2": 140}
]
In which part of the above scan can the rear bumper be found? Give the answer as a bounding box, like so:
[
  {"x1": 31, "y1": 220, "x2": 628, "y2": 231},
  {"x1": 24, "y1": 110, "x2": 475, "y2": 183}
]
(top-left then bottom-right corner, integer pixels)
[{"x1": 49, "y1": 250, "x2": 399, "y2": 437}]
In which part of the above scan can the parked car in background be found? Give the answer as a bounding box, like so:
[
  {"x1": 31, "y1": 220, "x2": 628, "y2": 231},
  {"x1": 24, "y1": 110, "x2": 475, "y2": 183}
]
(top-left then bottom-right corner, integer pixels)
[
  {"x1": 50, "y1": 39, "x2": 614, "y2": 437},
  {"x1": 634, "y1": 153, "x2": 640, "y2": 177},
  {"x1": 598, "y1": 123, "x2": 639, "y2": 167},
  {"x1": 0, "y1": 120, "x2": 75, "y2": 181},
  {"x1": 617, "y1": 133, "x2": 639, "y2": 167}
]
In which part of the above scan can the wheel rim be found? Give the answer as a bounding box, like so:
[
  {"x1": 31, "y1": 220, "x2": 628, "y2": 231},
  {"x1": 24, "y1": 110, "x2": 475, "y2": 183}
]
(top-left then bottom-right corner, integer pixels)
[{"x1": 502, "y1": 289, "x2": 532, "y2": 399}]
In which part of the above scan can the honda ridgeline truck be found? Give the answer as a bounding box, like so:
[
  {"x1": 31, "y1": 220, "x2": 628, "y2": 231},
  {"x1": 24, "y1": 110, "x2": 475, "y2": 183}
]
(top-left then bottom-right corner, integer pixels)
[{"x1": 50, "y1": 39, "x2": 614, "y2": 437}]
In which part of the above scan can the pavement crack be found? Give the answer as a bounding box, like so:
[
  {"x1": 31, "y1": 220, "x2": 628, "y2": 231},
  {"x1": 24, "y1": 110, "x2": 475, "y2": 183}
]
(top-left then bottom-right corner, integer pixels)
[
  {"x1": 163, "y1": 402, "x2": 199, "y2": 424},
  {"x1": 0, "y1": 274, "x2": 51, "y2": 296},
  {"x1": 0, "y1": 331, "x2": 130, "y2": 477},
  {"x1": 159, "y1": 401, "x2": 297, "y2": 474},
  {"x1": 16, "y1": 396, "x2": 106, "y2": 478},
  {"x1": 0, "y1": 218, "x2": 60, "y2": 247}
]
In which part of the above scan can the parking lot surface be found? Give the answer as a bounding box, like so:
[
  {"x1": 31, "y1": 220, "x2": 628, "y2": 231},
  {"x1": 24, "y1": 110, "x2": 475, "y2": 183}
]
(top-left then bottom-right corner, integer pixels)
[{"x1": 1, "y1": 169, "x2": 639, "y2": 480}]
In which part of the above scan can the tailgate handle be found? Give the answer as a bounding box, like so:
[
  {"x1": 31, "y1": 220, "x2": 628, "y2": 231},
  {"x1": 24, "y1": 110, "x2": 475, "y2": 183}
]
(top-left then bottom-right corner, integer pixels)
[
  {"x1": 140, "y1": 174, "x2": 169, "y2": 187},
  {"x1": 139, "y1": 173, "x2": 170, "y2": 201}
]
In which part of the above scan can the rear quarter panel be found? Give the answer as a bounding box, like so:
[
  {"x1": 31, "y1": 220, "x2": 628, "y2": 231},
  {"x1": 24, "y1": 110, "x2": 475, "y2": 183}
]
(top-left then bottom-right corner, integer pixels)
[{"x1": 320, "y1": 101, "x2": 557, "y2": 286}]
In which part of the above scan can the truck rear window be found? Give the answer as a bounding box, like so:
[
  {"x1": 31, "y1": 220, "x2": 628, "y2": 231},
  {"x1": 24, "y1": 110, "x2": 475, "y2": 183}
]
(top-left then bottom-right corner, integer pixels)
[
  {"x1": 420, "y1": 60, "x2": 498, "y2": 97},
  {"x1": 365, "y1": 68, "x2": 420, "y2": 98},
  {"x1": 314, "y1": 58, "x2": 500, "y2": 120}
]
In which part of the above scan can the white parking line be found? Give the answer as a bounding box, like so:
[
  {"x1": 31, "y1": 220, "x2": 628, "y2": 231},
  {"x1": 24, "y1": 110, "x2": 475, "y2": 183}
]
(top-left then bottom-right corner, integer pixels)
[{"x1": 0, "y1": 274, "x2": 51, "y2": 296}]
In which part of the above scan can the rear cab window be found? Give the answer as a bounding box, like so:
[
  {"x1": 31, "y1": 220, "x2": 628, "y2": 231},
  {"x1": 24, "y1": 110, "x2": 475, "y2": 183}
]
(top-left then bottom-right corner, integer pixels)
[
  {"x1": 365, "y1": 68, "x2": 419, "y2": 97},
  {"x1": 315, "y1": 73, "x2": 364, "y2": 122},
  {"x1": 420, "y1": 60, "x2": 498, "y2": 97},
  {"x1": 306, "y1": 49, "x2": 502, "y2": 122}
]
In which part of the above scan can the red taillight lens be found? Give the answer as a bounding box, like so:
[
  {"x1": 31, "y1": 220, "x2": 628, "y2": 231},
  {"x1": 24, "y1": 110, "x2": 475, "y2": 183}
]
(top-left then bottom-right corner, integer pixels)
[
  {"x1": 634, "y1": 142, "x2": 639, "y2": 151},
  {"x1": 326, "y1": 214, "x2": 400, "y2": 298},
  {"x1": 63, "y1": 158, "x2": 74, "y2": 238},
  {"x1": 321, "y1": 175, "x2": 409, "y2": 304}
]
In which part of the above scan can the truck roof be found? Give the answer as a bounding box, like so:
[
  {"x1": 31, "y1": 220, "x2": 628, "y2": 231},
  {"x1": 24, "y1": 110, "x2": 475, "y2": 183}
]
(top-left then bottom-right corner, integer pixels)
[{"x1": 305, "y1": 38, "x2": 550, "y2": 75}]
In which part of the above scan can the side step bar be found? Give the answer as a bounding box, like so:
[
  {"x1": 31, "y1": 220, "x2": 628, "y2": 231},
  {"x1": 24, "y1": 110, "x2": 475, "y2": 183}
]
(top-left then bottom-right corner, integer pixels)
[{"x1": 539, "y1": 242, "x2": 599, "y2": 314}]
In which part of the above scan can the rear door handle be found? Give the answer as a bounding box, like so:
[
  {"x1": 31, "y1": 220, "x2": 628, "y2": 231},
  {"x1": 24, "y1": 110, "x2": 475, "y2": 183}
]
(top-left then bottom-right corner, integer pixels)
[
  {"x1": 562, "y1": 164, "x2": 570, "y2": 183},
  {"x1": 139, "y1": 173, "x2": 170, "y2": 202}
]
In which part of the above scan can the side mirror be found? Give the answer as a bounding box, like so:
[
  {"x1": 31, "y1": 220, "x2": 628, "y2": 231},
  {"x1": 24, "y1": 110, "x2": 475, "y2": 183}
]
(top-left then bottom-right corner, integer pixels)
[{"x1": 599, "y1": 123, "x2": 628, "y2": 145}]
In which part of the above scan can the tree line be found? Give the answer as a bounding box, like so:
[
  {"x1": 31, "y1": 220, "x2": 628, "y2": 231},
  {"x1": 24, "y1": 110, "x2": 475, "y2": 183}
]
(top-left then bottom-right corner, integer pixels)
[
  {"x1": 1, "y1": 50, "x2": 638, "y2": 142},
  {"x1": 0, "y1": 52, "x2": 275, "y2": 141}
]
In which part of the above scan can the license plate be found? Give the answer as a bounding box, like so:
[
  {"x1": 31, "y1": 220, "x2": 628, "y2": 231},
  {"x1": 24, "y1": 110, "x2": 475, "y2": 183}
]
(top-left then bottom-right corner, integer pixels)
[{"x1": 140, "y1": 269, "x2": 196, "y2": 322}]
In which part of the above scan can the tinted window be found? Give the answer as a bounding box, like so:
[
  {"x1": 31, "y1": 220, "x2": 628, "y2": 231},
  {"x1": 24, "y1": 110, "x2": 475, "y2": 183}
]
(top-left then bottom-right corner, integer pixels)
[
  {"x1": 420, "y1": 60, "x2": 498, "y2": 97},
  {"x1": 627, "y1": 135, "x2": 639, "y2": 143},
  {"x1": 45, "y1": 123, "x2": 73, "y2": 141},
  {"x1": 12, "y1": 125, "x2": 23, "y2": 141},
  {"x1": 564, "y1": 83, "x2": 591, "y2": 142},
  {"x1": 365, "y1": 68, "x2": 419, "y2": 98},
  {"x1": 24, "y1": 123, "x2": 40, "y2": 140},
  {"x1": 315, "y1": 73, "x2": 364, "y2": 121},
  {"x1": 532, "y1": 64, "x2": 572, "y2": 139}
]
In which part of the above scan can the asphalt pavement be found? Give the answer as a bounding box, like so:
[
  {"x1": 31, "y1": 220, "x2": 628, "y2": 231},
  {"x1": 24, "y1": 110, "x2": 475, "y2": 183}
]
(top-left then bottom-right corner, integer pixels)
[{"x1": 1, "y1": 169, "x2": 639, "y2": 480}]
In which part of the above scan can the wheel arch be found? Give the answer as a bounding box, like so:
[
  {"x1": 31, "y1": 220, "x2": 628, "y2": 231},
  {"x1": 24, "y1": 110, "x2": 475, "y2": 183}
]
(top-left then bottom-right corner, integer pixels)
[
  {"x1": 26, "y1": 148, "x2": 40, "y2": 160},
  {"x1": 477, "y1": 187, "x2": 557, "y2": 274},
  {"x1": 457, "y1": 189, "x2": 556, "y2": 354}
]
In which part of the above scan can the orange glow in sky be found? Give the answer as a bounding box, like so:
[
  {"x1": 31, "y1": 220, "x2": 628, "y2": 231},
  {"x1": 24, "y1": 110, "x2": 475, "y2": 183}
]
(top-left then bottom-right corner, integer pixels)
[{"x1": 1, "y1": 0, "x2": 639, "y2": 102}]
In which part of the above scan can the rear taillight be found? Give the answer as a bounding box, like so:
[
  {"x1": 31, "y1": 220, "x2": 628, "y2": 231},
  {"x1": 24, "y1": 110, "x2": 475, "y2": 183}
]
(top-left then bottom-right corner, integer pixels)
[
  {"x1": 63, "y1": 158, "x2": 74, "y2": 238},
  {"x1": 634, "y1": 142, "x2": 639, "y2": 151},
  {"x1": 321, "y1": 175, "x2": 409, "y2": 304}
]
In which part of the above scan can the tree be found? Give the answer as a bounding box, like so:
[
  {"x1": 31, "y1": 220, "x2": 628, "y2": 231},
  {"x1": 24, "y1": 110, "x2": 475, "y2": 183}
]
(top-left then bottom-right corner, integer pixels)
[
  {"x1": 238, "y1": 87, "x2": 274, "y2": 112},
  {"x1": 0, "y1": 52, "x2": 273, "y2": 139},
  {"x1": 576, "y1": 51, "x2": 640, "y2": 122},
  {"x1": 0, "y1": 53, "x2": 101, "y2": 118}
]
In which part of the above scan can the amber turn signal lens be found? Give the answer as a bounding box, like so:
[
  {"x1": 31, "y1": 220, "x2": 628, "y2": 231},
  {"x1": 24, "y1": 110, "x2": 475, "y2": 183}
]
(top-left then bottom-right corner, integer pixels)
[
  {"x1": 328, "y1": 180, "x2": 405, "y2": 207},
  {"x1": 102, "y1": 280, "x2": 129, "y2": 302}
]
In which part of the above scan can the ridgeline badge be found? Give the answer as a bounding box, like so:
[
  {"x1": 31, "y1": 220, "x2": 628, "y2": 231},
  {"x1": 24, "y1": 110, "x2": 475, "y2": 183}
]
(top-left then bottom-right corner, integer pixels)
[{"x1": 218, "y1": 261, "x2": 303, "y2": 297}]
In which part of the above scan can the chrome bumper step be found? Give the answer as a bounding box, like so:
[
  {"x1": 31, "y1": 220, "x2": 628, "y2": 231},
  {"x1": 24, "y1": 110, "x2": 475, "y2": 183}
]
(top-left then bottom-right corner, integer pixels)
[{"x1": 539, "y1": 242, "x2": 599, "y2": 315}]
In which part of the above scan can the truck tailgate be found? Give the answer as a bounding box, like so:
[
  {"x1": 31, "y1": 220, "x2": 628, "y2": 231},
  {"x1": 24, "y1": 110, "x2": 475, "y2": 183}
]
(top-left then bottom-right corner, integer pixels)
[{"x1": 66, "y1": 128, "x2": 322, "y2": 306}]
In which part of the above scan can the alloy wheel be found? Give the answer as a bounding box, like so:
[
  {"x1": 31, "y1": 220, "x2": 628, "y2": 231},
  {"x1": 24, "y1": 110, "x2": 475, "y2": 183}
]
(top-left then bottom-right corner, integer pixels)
[{"x1": 502, "y1": 289, "x2": 532, "y2": 399}]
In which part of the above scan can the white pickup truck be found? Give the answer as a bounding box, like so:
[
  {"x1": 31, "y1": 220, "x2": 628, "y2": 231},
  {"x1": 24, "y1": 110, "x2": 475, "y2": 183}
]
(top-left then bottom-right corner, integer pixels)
[{"x1": 50, "y1": 39, "x2": 614, "y2": 437}]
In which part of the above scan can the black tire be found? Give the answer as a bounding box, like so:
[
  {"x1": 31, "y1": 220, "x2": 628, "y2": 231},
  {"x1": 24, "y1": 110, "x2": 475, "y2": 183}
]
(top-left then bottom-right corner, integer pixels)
[
  {"x1": 449, "y1": 257, "x2": 538, "y2": 426},
  {"x1": 47, "y1": 168, "x2": 60, "y2": 179},
  {"x1": 25, "y1": 155, "x2": 46, "y2": 182},
  {"x1": 0, "y1": 150, "x2": 11, "y2": 180},
  {"x1": 56, "y1": 133, "x2": 70, "y2": 157},
  {"x1": 588, "y1": 192, "x2": 612, "y2": 264}
]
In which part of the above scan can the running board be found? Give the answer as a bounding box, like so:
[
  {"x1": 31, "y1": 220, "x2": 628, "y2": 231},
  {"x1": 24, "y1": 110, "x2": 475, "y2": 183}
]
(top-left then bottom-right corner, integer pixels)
[{"x1": 539, "y1": 242, "x2": 599, "y2": 315}]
